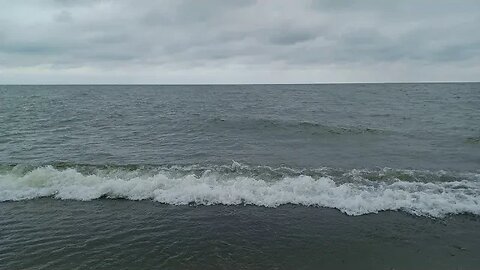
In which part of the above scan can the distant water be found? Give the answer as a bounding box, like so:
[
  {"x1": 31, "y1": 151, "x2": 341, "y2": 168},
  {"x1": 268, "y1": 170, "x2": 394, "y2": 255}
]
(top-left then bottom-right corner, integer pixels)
[{"x1": 1, "y1": 84, "x2": 479, "y2": 269}]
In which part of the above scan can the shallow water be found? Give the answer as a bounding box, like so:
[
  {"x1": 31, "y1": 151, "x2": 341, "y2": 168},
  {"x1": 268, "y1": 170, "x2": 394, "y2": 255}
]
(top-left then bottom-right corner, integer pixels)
[{"x1": 1, "y1": 199, "x2": 479, "y2": 270}]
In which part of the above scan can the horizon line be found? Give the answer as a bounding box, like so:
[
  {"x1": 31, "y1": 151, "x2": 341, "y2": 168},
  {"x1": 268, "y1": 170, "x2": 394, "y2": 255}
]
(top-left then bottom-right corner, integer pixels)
[{"x1": 1, "y1": 81, "x2": 479, "y2": 86}]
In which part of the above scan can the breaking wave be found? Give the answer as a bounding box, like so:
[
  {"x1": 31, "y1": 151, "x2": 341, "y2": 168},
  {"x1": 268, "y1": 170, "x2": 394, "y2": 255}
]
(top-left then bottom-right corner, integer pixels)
[{"x1": 1, "y1": 162, "x2": 479, "y2": 218}]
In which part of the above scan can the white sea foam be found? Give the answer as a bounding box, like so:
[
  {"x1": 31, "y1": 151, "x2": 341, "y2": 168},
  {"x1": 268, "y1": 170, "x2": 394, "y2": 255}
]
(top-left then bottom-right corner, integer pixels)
[{"x1": 1, "y1": 165, "x2": 479, "y2": 217}]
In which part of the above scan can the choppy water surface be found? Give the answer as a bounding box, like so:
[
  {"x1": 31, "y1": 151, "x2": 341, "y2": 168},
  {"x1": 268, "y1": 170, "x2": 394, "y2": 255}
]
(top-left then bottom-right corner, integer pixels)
[{"x1": 1, "y1": 83, "x2": 479, "y2": 269}]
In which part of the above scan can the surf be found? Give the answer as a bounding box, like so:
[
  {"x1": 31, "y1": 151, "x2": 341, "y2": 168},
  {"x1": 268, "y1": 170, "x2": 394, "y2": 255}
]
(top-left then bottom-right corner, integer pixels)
[{"x1": 1, "y1": 162, "x2": 479, "y2": 218}]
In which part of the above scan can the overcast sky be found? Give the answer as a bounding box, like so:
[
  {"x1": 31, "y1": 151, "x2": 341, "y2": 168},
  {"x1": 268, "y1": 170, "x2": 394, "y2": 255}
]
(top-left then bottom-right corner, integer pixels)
[{"x1": 1, "y1": 0, "x2": 479, "y2": 84}]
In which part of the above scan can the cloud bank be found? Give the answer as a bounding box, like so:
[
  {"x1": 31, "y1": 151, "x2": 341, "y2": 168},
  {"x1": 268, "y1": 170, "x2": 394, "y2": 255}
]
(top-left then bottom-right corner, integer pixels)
[{"x1": 1, "y1": 0, "x2": 479, "y2": 83}]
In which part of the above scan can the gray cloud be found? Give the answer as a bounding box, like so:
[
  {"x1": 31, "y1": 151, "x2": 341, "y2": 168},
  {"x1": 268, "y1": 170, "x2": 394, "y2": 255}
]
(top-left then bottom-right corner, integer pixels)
[
  {"x1": 0, "y1": 0, "x2": 479, "y2": 83},
  {"x1": 53, "y1": 10, "x2": 73, "y2": 23}
]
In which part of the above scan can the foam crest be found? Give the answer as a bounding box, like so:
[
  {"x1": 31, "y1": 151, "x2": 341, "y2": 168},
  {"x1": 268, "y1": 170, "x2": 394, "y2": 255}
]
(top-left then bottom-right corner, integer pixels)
[{"x1": 1, "y1": 165, "x2": 479, "y2": 217}]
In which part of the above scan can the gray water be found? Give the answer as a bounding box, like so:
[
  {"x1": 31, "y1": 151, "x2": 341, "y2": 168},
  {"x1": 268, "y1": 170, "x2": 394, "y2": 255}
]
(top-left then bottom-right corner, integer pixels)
[
  {"x1": 1, "y1": 83, "x2": 479, "y2": 170},
  {"x1": 1, "y1": 83, "x2": 479, "y2": 269}
]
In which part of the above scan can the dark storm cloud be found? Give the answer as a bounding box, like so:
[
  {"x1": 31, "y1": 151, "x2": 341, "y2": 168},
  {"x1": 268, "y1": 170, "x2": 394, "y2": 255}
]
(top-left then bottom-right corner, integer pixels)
[{"x1": 0, "y1": 0, "x2": 479, "y2": 83}]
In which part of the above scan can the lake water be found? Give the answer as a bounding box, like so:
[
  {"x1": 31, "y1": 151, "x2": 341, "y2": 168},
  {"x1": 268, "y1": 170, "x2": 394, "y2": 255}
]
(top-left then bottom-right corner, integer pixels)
[{"x1": 1, "y1": 83, "x2": 479, "y2": 269}]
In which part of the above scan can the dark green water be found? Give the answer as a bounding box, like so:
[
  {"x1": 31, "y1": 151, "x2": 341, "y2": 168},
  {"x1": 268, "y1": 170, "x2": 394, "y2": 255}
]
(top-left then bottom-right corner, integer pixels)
[{"x1": 1, "y1": 84, "x2": 479, "y2": 269}]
